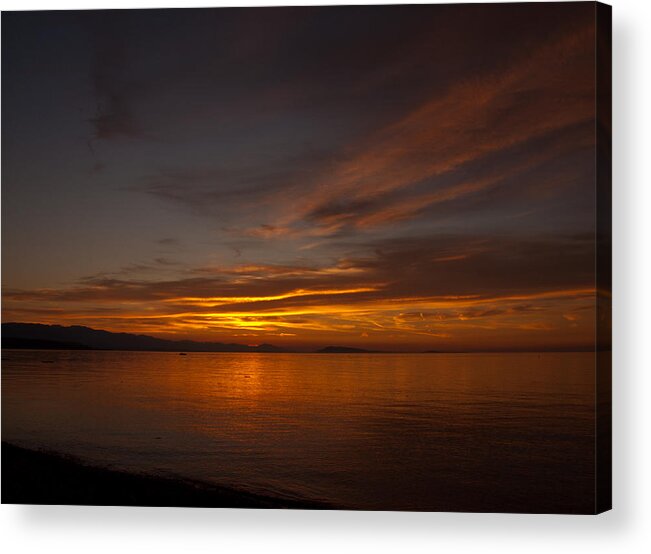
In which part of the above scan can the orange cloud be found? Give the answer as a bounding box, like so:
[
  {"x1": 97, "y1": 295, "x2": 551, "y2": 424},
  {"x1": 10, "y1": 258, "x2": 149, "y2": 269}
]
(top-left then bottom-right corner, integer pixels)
[{"x1": 164, "y1": 286, "x2": 381, "y2": 307}]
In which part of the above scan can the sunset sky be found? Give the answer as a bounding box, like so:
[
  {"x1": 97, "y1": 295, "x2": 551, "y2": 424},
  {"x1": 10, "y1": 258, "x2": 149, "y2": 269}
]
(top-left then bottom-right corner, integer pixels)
[{"x1": 2, "y1": 4, "x2": 599, "y2": 351}]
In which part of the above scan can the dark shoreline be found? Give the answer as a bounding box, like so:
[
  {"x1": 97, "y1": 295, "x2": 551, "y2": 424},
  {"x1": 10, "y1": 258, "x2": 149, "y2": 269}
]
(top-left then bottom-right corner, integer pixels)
[{"x1": 1, "y1": 442, "x2": 332, "y2": 509}]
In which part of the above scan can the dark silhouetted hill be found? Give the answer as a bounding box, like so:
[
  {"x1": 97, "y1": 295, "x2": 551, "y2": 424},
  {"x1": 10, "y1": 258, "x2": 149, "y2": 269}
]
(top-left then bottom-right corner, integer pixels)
[
  {"x1": 1, "y1": 323, "x2": 285, "y2": 353},
  {"x1": 1, "y1": 337, "x2": 91, "y2": 350},
  {"x1": 316, "y1": 346, "x2": 378, "y2": 354}
]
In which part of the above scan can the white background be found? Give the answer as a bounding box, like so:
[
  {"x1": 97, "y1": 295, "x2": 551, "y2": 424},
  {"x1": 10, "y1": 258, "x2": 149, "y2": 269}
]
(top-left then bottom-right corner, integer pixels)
[{"x1": 1, "y1": 0, "x2": 649, "y2": 552}]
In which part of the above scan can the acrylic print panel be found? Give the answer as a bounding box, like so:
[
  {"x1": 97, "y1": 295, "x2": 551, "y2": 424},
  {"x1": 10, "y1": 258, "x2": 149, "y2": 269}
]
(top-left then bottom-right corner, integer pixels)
[{"x1": 1, "y1": 2, "x2": 611, "y2": 513}]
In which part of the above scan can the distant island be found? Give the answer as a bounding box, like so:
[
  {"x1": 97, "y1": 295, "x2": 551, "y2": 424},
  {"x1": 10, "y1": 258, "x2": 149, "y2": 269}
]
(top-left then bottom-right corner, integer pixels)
[{"x1": 316, "y1": 346, "x2": 379, "y2": 354}]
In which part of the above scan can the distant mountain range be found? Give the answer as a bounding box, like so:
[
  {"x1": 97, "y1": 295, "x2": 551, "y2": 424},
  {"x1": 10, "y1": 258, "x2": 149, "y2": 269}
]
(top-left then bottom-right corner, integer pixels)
[
  {"x1": 1, "y1": 323, "x2": 285, "y2": 353},
  {"x1": 1, "y1": 323, "x2": 447, "y2": 354}
]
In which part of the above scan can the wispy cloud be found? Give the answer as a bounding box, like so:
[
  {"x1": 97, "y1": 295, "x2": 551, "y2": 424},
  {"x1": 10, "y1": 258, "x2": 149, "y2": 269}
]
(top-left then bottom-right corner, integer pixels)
[
  {"x1": 2, "y1": 233, "x2": 596, "y2": 350},
  {"x1": 268, "y1": 25, "x2": 596, "y2": 237}
]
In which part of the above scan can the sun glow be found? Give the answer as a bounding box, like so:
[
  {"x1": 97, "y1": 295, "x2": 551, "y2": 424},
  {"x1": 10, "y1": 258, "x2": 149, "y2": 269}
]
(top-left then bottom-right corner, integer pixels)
[{"x1": 3, "y1": 284, "x2": 597, "y2": 350}]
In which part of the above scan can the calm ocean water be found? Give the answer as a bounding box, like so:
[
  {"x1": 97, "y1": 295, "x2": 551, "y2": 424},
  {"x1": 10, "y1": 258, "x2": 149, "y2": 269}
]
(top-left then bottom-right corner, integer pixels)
[{"x1": 1, "y1": 350, "x2": 596, "y2": 512}]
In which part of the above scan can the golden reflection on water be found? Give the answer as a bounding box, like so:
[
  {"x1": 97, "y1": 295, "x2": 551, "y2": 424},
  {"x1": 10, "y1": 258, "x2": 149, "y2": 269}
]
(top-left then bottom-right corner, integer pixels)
[{"x1": 2, "y1": 350, "x2": 596, "y2": 512}]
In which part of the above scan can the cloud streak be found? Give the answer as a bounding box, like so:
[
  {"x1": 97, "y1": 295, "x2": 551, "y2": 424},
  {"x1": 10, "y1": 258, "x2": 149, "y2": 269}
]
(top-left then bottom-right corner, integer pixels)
[
  {"x1": 3, "y1": 233, "x2": 597, "y2": 350},
  {"x1": 282, "y1": 25, "x2": 594, "y2": 236}
]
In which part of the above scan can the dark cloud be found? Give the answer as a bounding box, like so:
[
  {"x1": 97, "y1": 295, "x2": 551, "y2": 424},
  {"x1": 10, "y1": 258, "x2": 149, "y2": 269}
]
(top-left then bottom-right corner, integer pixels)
[
  {"x1": 354, "y1": 233, "x2": 595, "y2": 299},
  {"x1": 4, "y1": 232, "x2": 594, "y2": 310},
  {"x1": 157, "y1": 238, "x2": 179, "y2": 246},
  {"x1": 88, "y1": 20, "x2": 142, "y2": 141}
]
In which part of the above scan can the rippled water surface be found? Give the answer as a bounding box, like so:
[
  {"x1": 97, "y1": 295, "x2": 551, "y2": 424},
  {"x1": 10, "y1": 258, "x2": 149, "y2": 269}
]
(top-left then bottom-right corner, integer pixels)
[{"x1": 2, "y1": 350, "x2": 596, "y2": 512}]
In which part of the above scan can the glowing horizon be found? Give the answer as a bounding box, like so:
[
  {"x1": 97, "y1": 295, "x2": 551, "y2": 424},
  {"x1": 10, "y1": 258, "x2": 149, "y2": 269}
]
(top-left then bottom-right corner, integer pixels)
[{"x1": 2, "y1": 5, "x2": 600, "y2": 352}]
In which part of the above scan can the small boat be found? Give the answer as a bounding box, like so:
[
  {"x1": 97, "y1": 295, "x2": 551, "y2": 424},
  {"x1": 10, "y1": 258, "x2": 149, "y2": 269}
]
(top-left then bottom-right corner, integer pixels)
[{"x1": 178, "y1": 352, "x2": 187, "y2": 356}]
